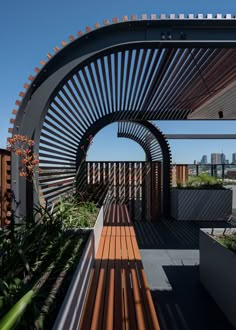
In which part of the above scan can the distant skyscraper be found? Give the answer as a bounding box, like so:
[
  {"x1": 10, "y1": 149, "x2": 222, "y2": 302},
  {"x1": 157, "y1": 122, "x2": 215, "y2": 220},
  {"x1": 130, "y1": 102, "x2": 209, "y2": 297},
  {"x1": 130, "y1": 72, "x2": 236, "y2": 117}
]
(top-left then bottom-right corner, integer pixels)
[
  {"x1": 201, "y1": 155, "x2": 207, "y2": 164},
  {"x1": 211, "y1": 153, "x2": 222, "y2": 164},
  {"x1": 232, "y1": 153, "x2": 236, "y2": 164},
  {"x1": 221, "y1": 153, "x2": 226, "y2": 164}
]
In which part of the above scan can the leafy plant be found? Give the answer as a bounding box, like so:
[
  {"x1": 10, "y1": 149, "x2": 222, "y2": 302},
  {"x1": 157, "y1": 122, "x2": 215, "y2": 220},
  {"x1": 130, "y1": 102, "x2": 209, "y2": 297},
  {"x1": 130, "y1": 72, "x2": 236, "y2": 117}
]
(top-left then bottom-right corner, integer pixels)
[
  {"x1": 56, "y1": 194, "x2": 98, "y2": 229},
  {"x1": 218, "y1": 233, "x2": 236, "y2": 254},
  {"x1": 177, "y1": 173, "x2": 225, "y2": 190},
  {"x1": 1, "y1": 134, "x2": 98, "y2": 328}
]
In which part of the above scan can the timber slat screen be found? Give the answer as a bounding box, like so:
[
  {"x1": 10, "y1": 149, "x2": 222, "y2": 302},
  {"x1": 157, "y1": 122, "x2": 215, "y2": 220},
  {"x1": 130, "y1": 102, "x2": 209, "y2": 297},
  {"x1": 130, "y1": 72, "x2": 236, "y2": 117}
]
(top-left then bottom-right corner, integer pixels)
[
  {"x1": 0, "y1": 149, "x2": 11, "y2": 227},
  {"x1": 86, "y1": 161, "x2": 161, "y2": 221}
]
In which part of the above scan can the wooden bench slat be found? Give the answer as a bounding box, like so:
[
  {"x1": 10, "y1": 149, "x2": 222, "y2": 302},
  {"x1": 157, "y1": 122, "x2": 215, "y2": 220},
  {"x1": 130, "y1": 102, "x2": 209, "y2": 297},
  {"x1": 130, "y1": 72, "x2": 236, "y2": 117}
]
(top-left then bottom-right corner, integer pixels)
[
  {"x1": 106, "y1": 225, "x2": 112, "y2": 236},
  {"x1": 137, "y1": 264, "x2": 161, "y2": 330},
  {"x1": 126, "y1": 236, "x2": 149, "y2": 330},
  {"x1": 111, "y1": 225, "x2": 116, "y2": 236},
  {"x1": 130, "y1": 235, "x2": 160, "y2": 330},
  {"x1": 102, "y1": 236, "x2": 115, "y2": 330},
  {"x1": 78, "y1": 235, "x2": 106, "y2": 330},
  {"x1": 79, "y1": 203, "x2": 160, "y2": 330},
  {"x1": 90, "y1": 235, "x2": 110, "y2": 330},
  {"x1": 121, "y1": 236, "x2": 137, "y2": 330},
  {"x1": 114, "y1": 235, "x2": 123, "y2": 330},
  {"x1": 101, "y1": 226, "x2": 108, "y2": 236},
  {"x1": 104, "y1": 205, "x2": 111, "y2": 225},
  {"x1": 120, "y1": 225, "x2": 126, "y2": 236}
]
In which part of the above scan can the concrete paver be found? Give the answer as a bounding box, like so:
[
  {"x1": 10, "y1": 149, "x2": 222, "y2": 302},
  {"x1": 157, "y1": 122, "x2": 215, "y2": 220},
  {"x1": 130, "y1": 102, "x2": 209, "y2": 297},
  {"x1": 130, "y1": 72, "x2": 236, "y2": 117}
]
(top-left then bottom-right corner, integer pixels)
[{"x1": 135, "y1": 220, "x2": 235, "y2": 330}]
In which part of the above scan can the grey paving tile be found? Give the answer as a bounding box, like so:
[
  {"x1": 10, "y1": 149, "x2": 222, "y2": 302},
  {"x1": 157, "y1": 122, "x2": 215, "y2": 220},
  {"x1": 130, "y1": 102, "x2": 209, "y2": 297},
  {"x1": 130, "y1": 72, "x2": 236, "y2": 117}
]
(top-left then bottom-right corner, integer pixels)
[{"x1": 167, "y1": 249, "x2": 199, "y2": 259}]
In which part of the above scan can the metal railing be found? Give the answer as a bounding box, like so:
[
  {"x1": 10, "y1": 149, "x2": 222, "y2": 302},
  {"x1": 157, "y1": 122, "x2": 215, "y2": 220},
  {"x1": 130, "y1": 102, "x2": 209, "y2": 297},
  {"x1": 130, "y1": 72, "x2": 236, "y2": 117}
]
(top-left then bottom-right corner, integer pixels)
[{"x1": 172, "y1": 164, "x2": 236, "y2": 186}]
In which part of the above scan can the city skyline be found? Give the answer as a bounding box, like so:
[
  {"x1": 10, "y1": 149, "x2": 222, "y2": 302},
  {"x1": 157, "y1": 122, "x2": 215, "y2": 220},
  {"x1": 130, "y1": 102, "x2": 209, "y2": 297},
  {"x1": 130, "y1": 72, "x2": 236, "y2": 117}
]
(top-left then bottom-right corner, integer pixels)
[{"x1": 194, "y1": 151, "x2": 236, "y2": 165}]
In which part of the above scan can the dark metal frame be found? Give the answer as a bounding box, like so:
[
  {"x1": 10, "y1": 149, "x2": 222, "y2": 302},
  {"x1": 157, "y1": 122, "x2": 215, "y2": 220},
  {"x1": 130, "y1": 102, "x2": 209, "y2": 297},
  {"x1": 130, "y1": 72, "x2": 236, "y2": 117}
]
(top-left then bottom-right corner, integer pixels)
[{"x1": 10, "y1": 16, "x2": 236, "y2": 219}]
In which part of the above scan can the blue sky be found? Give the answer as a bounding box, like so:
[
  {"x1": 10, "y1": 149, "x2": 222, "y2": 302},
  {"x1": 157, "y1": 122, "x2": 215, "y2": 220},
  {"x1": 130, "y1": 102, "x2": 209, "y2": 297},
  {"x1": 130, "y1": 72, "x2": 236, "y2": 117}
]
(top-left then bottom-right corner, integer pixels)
[{"x1": 1, "y1": 0, "x2": 236, "y2": 163}]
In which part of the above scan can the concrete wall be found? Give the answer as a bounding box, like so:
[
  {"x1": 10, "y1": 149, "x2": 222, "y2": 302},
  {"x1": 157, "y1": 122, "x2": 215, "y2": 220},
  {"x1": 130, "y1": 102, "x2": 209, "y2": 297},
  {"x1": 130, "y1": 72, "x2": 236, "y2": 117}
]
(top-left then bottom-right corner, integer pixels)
[
  {"x1": 200, "y1": 229, "x2": 236, "y2": 328},
  {"x1": 53, "y1": 206, "x2": 104, "y2": 330}
]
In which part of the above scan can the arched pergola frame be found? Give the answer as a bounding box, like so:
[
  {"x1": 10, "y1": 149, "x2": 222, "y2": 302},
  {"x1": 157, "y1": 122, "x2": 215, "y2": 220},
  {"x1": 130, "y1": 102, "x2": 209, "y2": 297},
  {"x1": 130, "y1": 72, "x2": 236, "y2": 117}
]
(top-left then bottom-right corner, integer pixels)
[
  {"x1": 10, "y1": 15, "x2": 236, "y2": 220},
  {"x1": 117, "y1": 120, "x2": 172, "y2": 215}
]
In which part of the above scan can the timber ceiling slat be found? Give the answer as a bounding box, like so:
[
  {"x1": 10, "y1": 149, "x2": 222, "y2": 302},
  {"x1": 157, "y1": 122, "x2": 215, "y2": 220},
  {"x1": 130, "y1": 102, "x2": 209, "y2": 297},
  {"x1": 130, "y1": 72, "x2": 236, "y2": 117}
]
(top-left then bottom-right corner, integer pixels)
[
  {"x1": 143, "y1": 48, "x2": 176, "y2": 114},
  {"x1": 170, "y1": 51, "x2": 223, "y2": 116},
  {"x1": 148, "y1": 49, "x2": 185, "y2": 115}
]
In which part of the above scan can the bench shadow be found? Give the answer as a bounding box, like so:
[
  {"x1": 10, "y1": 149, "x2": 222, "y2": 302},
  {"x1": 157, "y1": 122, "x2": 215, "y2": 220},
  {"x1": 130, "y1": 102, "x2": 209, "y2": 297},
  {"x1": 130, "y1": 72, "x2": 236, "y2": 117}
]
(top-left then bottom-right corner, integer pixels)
[
  {"x1": 134, "y1": 219, "x2": 234, "y2": 249},
  {"x1": 151, "y1": 265, "x2": 234, "y2": 330}
]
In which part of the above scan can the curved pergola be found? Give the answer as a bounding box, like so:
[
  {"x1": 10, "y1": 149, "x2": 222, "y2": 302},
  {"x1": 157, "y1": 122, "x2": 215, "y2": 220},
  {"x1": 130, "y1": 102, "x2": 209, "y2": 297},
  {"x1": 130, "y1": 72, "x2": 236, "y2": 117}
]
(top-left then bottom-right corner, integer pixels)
[
  {"x1": 117, "y1": 120, "x2": 172, "y2": 215},
  {"x1": 117, "y1": 121, "x2": 167, "y2": 161},
  {"x1": 9, "y1": 15, "x2": 236, "y2": 218}
]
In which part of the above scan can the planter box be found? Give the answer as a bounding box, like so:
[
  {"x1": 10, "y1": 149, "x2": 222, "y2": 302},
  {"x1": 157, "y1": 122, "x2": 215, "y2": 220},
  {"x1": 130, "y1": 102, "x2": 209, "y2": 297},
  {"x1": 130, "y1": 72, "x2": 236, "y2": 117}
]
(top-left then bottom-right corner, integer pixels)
[
  {"x1": 200, "y1": 228, "x2": 236, "y2": 328},
  {"x1": 171, "y1": 189, "x2": 232, "y2": 221},
  {"x1": 53, "y1": 206, "x2": 104, "y2": 330}
]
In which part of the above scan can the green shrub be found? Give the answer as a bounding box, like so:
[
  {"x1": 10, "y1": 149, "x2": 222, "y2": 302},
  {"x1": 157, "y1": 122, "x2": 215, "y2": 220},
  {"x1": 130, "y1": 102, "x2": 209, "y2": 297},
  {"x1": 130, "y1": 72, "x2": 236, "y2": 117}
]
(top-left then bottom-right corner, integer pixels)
[
  {"x1": 56, "y1": 194, "x2": 98, "y2": 229},
  {"x1": 177, "y1": 173, "x2": 225, "y2": 190},
  {"x1": 218, "y1": 233, "x2": 236, "y2": 254}
]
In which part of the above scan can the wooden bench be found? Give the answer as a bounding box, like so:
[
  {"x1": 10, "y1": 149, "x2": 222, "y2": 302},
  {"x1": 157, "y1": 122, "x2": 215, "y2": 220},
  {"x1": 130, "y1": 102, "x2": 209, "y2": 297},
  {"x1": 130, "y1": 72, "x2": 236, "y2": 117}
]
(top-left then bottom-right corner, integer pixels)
[{"x1": 78, "y1": 204, "x2": 160, "y2": 330}]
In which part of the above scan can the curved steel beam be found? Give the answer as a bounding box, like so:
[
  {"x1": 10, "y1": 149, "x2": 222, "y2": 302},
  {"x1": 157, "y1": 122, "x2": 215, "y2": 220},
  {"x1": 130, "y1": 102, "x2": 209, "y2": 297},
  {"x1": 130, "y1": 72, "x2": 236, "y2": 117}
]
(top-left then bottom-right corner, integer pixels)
[
  {"x1": 10, "y1": 16, "x2": 236, "y2": 218},
  {"x1": 75, "y1": 118, "x2": 172, "y2": 215},
  {"x1": 117, "y1": 121, "x2": 163, "y2": 161}
]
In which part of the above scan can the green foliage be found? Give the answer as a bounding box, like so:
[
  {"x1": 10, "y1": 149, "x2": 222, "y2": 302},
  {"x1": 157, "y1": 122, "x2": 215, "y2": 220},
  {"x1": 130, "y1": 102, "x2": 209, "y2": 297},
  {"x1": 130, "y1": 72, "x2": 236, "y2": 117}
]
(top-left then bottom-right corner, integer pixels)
[
  {"x1": 56, "y1": 194, "x2": 98, "y2": 229},
  {"x1": 218, "y1": 233, "x2": 236, "y2": 254},
  {"x1": 0, "y1": 195, "x2": 94, "y2": 328},
  {"x1": 178, "y1": 173, "x2": 225, "y2": 190},
  {"x1": 0, "y1": 290, "x2": 34, "y2": 330}
]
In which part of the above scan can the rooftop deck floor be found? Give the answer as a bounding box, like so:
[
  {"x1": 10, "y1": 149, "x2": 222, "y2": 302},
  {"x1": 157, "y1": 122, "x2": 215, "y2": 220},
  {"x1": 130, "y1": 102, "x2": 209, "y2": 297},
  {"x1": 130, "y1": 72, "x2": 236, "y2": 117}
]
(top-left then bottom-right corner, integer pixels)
[{"x1": 134, "y1": 220, "x2": 235, "y2": 330}]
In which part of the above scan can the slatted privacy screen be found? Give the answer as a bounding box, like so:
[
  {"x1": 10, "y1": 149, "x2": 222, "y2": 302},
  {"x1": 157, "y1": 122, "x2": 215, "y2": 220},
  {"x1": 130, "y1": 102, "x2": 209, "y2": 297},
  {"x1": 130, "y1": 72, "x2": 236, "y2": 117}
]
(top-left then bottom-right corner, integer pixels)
[
  {"x1": 37, "y1": 47, "x2": 236, "y2": 209},
  {"x1": 0, "y1": 149, "x2": 11, "y2": 227},
  {"x1": 172, "y1": 165, "x2": 189, "y2": 186},
  {"x1": 86, "y1": 161, "x2": 161, "y2": 221}
]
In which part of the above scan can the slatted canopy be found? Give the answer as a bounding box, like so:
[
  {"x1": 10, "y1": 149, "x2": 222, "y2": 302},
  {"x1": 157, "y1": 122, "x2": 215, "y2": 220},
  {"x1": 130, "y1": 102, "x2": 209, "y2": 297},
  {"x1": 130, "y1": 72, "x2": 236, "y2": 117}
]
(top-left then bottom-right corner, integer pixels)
[
  {"x1": 10, "y1": 15, "x2": 236, "y2": 219},
  {"x1": 118, "y1": 121, "x2": 165, "y2": 161},
  {"x1": 117, "y1": 121, "x2": 172, "y2": 214}
]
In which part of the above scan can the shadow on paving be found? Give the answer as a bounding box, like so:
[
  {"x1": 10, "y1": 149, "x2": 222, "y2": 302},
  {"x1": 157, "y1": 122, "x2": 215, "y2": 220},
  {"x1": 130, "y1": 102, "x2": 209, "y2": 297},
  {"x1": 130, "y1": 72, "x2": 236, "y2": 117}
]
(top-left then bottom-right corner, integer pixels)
[
  {"x1": 134, "y1": 220, "x2": 235, "y2": 330},
  {"x1": 134, "y1": 219, "x2": 234, "y2": 249}
]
